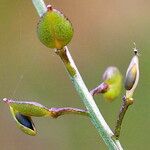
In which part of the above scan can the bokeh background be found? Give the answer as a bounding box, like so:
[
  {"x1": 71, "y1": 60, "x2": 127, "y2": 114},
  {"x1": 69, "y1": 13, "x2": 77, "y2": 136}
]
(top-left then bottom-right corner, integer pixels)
[{"x1": 0, "y1": 0, "x2": 150, "y2": 149}]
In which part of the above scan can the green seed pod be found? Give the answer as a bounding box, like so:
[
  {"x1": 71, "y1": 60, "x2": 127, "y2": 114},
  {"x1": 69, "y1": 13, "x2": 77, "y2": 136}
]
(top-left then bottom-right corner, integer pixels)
[
  {"x1": 3, "y1": 98, "x2": 51, "y2": 117},
  {"x1": 10, "y1": 106, "x2": 36, "y2": 136},
  {"x1": 37, "y1": 5, "x2": 74, "y2": 49},
  {"x1": 102, "y1": 66, "x2": 122, "y2": 102}
]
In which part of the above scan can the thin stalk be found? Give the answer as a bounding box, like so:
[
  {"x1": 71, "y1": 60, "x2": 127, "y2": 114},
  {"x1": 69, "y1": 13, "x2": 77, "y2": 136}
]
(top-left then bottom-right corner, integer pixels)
[
  {"x1": 32, "y1": 0, "x2": 123, "y2": 149},
  {"x1": 114, "y1": 96, "x2": 133, "y2": 139},
  {"x1": 90, "y1": 82, "x2": 109, "y2": 96},
  {"x1": 50, "y1": 107, "x2": 89, "y2": 118}
]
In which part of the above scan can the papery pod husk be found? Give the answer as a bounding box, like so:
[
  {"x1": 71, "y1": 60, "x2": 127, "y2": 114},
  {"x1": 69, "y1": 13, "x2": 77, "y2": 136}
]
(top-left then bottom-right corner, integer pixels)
[
  {"x1": 5, "y1": 99, "x2": 51, "y2": 117},
  {"x1": 125, "y1": 54, "x2": 139, "y2": 98},
  {"x1": 125, "y1": 64, "x2": 137, "y2": 90},
  {"x1": 10, "y1": 106, "x2": 36, "y2": 136},
  {"x1": 37, "y1": 7, "x2": 74, "y2": 49},
  {"x1": 102, "y1": 67, "x2": 122, "y2": 101}
]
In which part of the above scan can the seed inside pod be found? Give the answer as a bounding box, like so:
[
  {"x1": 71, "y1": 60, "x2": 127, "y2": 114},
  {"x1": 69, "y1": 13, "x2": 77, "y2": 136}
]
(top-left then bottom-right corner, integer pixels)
[
  {"x1": 9, "y1": 106, "x2": 36, "y2": 136},
  {"x1": 15, "y1": 113, "x2": 34, "y2": 130},
  {"x1": 125, "y1": 64, "x2": 137, "y2": 90}
]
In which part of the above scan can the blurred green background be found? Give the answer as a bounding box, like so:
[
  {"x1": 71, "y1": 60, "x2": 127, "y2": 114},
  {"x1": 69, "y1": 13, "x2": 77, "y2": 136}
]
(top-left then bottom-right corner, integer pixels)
[{"x1": 0, "y1": 0, "x2": 150, "y2": 149}]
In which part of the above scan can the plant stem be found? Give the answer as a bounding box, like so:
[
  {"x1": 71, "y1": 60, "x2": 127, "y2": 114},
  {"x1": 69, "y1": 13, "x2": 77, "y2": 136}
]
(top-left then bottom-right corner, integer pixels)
[
  {"x1": 50, "y1": 107, "x2": 88, "y2": 118},
  {"x1": 90, "y1": 82, "x2": 109, "y2": 96},
  {"x1": 114, "y1": 49, "x2": 139, "y2": 139},
  {"x1": 32, "y1": 0, "x2": 47, "y2": 17},
  {"x1": 32, "y1": 0, "x2": 123, "y2": 149},
  {"x1": 114, "y1": 96, "x2": 133, "y2": 139},
  {"x1": 56, "y1": 47, "x2": 123, "y2": 150}
]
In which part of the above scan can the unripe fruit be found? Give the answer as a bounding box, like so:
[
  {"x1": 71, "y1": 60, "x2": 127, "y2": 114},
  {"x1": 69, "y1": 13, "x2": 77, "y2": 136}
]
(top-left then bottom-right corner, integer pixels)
[
  {"x1": 37, "y1": 5, "x2": 74, "y2": 49},
  {"x1": 3, "y1": 98, "x2": 51, "y2": 117},
  {"x1": 102, "y1": 66, "x2": 122, "y2": 102}
]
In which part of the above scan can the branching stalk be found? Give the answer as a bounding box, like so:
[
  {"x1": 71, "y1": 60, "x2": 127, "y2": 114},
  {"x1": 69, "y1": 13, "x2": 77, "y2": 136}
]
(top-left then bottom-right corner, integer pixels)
[
  {"x1": 32, "y1": 0, "x2": 123, "y2": 149},
  {"x1": 57, "y1": 47, "x2": 123, "y2": 150}
]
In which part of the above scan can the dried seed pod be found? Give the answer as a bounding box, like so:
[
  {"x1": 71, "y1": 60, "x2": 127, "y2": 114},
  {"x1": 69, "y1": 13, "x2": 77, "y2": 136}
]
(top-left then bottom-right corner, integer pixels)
[
  {"x1": 125, "y1": 64, "x2": 137, "y2": 90},
  {"x1": 3, "y1": 98, "x2": 51, "y2": 117},
  {"x1": 102, "y1": 66, "x2": 122, "y2": 101},
  {"x1": 125, "y1": 51, "x2": 139, "y2": 98},
  {"x1": 37, "y1": 5, "x2": 73, "y2": 49},
  {"x1": 10, "y1": 106, "x2": 36, "y2": 136}
]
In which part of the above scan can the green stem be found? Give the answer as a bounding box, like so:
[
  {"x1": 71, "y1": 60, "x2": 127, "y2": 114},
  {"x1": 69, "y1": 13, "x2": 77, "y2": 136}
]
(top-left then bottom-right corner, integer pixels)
[
  {"x1": 57, "y1": 47, "x2": 123, "y2": 150},
  {"x1": 32, "y1": 0, "x2": 47, "y2": 17},
  {"x1": 32, "y1": 1, "x2": 123, "y2": 149}
]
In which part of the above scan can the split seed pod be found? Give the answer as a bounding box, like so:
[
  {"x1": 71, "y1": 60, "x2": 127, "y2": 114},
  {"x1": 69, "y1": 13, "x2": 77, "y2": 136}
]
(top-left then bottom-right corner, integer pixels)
[
  {"x1": 102, "y1": 66, "x2": 122, "y2": 101},
  {"x1": 37, "y1": 5, "x2": 74, "y2": 49},
  {"x1": 10, "y1": 106, "x2": 36, "y2": 136},
  {"x1": 125, "y1": 50, "x2": 139, "y2": 98},
  {"x1": 3, "y1": 98, "x2": 52, "y2": 136},
  {"x1": 3, "y1": 98, "x2": 51, "y2": 117}
]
